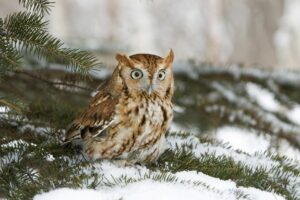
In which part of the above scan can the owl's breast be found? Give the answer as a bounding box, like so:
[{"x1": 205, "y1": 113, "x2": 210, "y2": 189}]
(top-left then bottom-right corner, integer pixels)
[{"x1": 106, "y1": 93, "x2": 172, "y2": 161}]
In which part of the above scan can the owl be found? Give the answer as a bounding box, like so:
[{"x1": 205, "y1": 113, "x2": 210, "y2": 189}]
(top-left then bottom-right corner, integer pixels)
[{"x1": 65, "y1": 50, "x2": 174, "y2": 164}]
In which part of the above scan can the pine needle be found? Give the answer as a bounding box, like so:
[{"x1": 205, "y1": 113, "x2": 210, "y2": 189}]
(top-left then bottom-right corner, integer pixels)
[{"x1": 18, "y1": 0, "x2": 54, "y2": 16}]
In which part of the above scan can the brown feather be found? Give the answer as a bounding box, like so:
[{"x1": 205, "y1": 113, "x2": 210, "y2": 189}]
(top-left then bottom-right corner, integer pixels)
[{"x1": 65, "y1": 82, "x2": 118, "y2": 142}]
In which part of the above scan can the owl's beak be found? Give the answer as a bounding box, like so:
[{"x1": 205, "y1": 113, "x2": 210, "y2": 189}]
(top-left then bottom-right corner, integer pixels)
[{"x1": 147, "y1": 85, "x2": 154, "y2": 95}]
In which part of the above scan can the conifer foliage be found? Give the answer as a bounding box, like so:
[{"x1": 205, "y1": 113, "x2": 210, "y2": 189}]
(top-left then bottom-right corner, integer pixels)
[
  {"x1": 0, "y1": 0, "x2": 100, "y2": 114},
  {"x1": 0, "y1": 0, "x2": 99, "y2": 75}
]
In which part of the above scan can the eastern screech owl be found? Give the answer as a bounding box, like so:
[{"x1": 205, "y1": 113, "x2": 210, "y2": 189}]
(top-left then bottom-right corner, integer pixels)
[{"x1": 65, "y1": 50, "x2": 174, "y2": 164}]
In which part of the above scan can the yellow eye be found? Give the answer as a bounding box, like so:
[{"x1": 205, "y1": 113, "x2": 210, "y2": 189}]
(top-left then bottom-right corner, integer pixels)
[
  {"x1": 158, "y1": 70, "x2": 166, "y2": 80},
  {"x1": 130, "y1": 69, "x2": 143, "y2": 80}
]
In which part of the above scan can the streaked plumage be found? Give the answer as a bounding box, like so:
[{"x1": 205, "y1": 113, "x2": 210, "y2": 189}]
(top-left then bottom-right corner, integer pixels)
[{"x1": 65, "y1": 50, "x2": 174, "y2": 163}]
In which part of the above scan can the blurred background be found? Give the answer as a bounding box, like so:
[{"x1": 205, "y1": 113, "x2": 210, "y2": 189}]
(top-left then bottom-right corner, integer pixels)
[{"x1": 2, "y1": 0, "x2": 300, "y2": 69}]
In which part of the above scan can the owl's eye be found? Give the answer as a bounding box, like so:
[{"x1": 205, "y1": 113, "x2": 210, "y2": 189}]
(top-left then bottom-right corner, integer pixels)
[
  {"x1": 158, "y1": 70, "x2": 166, "y2": 80},
  {"x1": 130, "y1": 69, "x2": 143, "y2": 80}
]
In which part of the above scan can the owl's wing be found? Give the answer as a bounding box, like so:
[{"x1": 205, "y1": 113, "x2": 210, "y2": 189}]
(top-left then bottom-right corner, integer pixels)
[{"x1": 64, "y1": 84, "x2": 118, "y2": 143}]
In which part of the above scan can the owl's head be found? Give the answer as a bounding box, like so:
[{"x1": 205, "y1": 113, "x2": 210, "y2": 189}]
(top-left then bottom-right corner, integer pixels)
[{"x1": 113, "y1": 50, "x2": 174, "y2": 99}]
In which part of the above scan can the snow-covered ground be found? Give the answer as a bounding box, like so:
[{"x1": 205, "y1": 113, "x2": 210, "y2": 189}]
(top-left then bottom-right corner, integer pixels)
[
  {"x1": 215, "y1": 125, "x2": 300, "y2": 162},
  {"x1": 34, "y1": 175, "x2": 283, "y2": 200},
  {"x1": 34, "y1": 134, "x2": 289, "y2": 200},
  {"x1": 33, "y1": 128, "x2": 299, "y2": 200},
  {"x1": 215, "y1": 126, "x2": 270, "y2": 154}
]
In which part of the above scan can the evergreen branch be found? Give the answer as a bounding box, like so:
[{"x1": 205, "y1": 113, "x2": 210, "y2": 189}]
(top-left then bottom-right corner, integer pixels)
[
  {"x1": 17, "y1": 70, "x2": 93, "y2": 91},
  {"x1": 56, "y1": 48, "x2": 100, "y2": 74},
  {"x1": 0, "y1": 93, "x2": 24, "y2": 113},
  {"x1": 4, "y1": 12, "x2": 48, "y2": 33},
  {"x1": 0, "y1": 38, "x2": 22, "y2": 73},
  {"x1": 0, "y1": 18, "x2": 21, "y2": 72},
  {"x1": 3, "y1": 12, "x2": 100, "y2": 74},
  {"x1": 18, "y1": 0, "x2": 53, "y2": 16},
  {"x1": 0, "y1": 99, "x2": 22, "y2": 113},
  {"x1": 0, "y1": 18, "x2": 4, "y2": 36}
]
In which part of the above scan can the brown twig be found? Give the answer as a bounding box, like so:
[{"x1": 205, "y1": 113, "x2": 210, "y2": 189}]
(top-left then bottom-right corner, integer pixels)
[{"x1": 16, "y1": 70, "x2": 93, "y2": 92}]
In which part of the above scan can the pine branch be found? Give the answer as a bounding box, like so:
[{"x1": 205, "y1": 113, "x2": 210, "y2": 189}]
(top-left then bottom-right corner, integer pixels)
[
  {"x1": 55, "y1": 48, "x2": 100, "y2": 74},
  {"x1": 0, "y1": 93, "x2": 24, "y2": 113},
  {"x1": 0, "y1": 18, "x2": 4, "y2": 36},
  {"x1": 0, "y1": 99, "x2": 22, "y2": 113},
  {"x1": 18, "y1": 0, "x2": 54, "y2": 16},
  {"x1": 3, "y1": 12, "x2": 100, "y2": 74},
  {"x1": 0, "y1": 18, "x2": 21, "y2": 73},
  {"x1": 17, "y1": 70, "x2": 93, "y2": 91},
  {"x1": 4, "y1": 12, "x2": 48, "y2": 33},
  {"x1": 0, "y1": 40, "x2": 22, "y2": 73}
]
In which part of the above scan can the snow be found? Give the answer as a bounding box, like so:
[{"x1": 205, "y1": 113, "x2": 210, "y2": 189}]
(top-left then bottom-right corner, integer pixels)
[
  {"x1": 245, "y1": 82, "x2": 281, "y2": 112},
  {"x1": 0, "y1": 106, "x2": 10, "y2": 119},
  {"x1": 196, "y1": 64, "x2": 300, "y2": 86},
  {"x1": 167, "y1": 134, "x2": 277, "y2": 171},
  {"x1": 213, "y1": 120, "x2": 300, "y2": 162},
  {"x1": 34, "y1": 188, "x2": 104, "y2": 200},
  {"x1": 34, "y1": 181, "x2": 231, "y2": 200},
  {"x1": 0, "y1": 106, "x2": 9, "y2": 113},
  {"x1": 168, "y1": 134, "x2": 300, "y2": 197},
  {"x1": 216, "y1": 126, "x2": 270, "y2": 154},
  {"x1": 18, "y1": 124, "x2": 52, "y2": 137},
  {"x1": 239, "y1": 187, "x2": 283, "y2": 200},
  {"x1": 35, "y1": 162, "x2": 285, "y2": 200},
  {"x1": 212, "y1": 81, "x2": 300, "y2": 141},
  {"x1": 0, "y1": 139, "x2": 28, "y2": 148},
  {"x1": 0, "y1": 139, "x2": 37, "y2": 166},
  {"x1": 173, "y1": 104, "x2": 185, "y2": 113},
  {"x1": 276, "y1": 139, "x2": 300, "y2": 162},
  {"x1": 287, "y1": 105, "x2": 300, "y2": 126},
  {"x1": 169, "y1": 122, "x2": 198, "y2": 135},
  {"x1": 34, "y1": 183, "x2": 284, "y2": 200},
  {"x1": 46, "y1": 154, "x2": 55, "y2": 162},
  {"x1": 33, "y1": 132, "x2": 294, "y2": 200}
]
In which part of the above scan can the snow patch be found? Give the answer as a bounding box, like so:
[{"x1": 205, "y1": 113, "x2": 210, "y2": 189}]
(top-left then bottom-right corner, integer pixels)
[
  {"x1": 246, "y1": 82, "x2": 281, "y2": 112},
  {"x1": 170, "y1": 122, "x2": 198, "y2": 135},
  {"x1": 0, "y1": 106, "x2": 10, "y2": 113},
  {"x1": 287, "y1": 105, "x2": 300, "y2": 126},
  {"x1": 0, "y1": 106, "x2": 10, "y2": 119},
  {"x1": 1, "y1": 139, "x2": 29, "y2": 148},
  {"x1": 216, "y1": 126, "x2": 270, "y2": 154},
  {"x1": 168, "y1": 134, "x2": 276, "y2": 171},
  {"x1": 35, "y1": 163, "x2": 285, "y2": 200},
  {"x1": 34, "y1": 188, "x2": 108, "y2": 200},
  {"x1": 173, "y1": 104, "x2": 185, "y2": 113},
  {"x1": 46, "y1": 154, "x2": 55, "y2": 162},
  {"x1": 34, "y1": 181, "x2": 230, "y2": 200},
  {"x1": 276, "y1": 139, "x2": 300, "y2": 162}
]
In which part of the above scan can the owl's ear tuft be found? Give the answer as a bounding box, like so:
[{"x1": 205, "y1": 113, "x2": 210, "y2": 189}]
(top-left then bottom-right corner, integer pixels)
[
  {"x1": 116, "y1": 53, "x2": 132, "y2": 67},
  {"x1": 164, "y1": 49, "x2": 174, "y2": 66}
]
